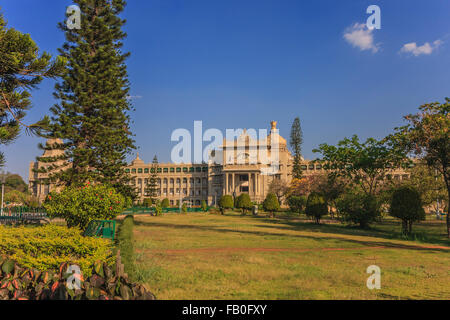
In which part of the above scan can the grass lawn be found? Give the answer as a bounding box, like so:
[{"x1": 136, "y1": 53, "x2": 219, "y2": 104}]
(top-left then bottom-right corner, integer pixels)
[{"x1": 132, "y1": 212, "x2": 450, "y2": 300}]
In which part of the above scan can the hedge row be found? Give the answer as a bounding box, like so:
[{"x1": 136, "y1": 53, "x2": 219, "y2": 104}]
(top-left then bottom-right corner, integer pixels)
[{"x1": 0, "y1": 224, "x2": 112, "y2": 277}]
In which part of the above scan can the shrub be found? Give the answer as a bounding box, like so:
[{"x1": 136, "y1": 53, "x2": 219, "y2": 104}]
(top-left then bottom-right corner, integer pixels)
[
  {"x1": 336, "y1": 192, "x2": 380, "y2": 229},
  {"x1": 218, "y1": 195, "x2": 233, "y2": 215},
  {"x1": 0, "y1": 224, "x2": 112, "y2": 276},
  {"x1": 161, "y1": 198, "x2": 170, "y2": 209},
  {"x1": 390, "y1": 186, "x2": 425, "y2": 235},
  {"x1": 235, "y1": 194, "x2": 252, "y2": 215},
  {"x1": 44, "y1": 183, "x2": 126, "y2": 230},
  {"x1": 154, "y1": 204, "x2": 162, "y2": 216},
  {"x1": 305, "y1": 192, "x2": 328, "y2": 224},
  {"x1": 116, "y1": 215, "x2": 136, "y2": 280},
  {"x1": 201, "y1": 200, "x2": 207, "y2": 212},
  {"x1": 143, "y1": 198, "x2": 152, "y2": 208},
  {"x1": 0, "y1": 256, "x2": 155, "y2": 300},
  {"x1": 287, "y1": 195, "x2": 307, "y2": 214},
  {"x1": 181, "y1": 203, "x2": 187, "y2": 213},
  {"x1": 263, "y1": 193, "x2": 280, "y2": 218}
]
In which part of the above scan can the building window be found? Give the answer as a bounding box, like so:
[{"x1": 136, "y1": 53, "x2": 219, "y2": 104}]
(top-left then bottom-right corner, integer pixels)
[
  {"x1": 183, "y1": 167, "x2": 188, "y2": 172},
  {"x1": 176, "y1": 167, "x2": 181, "y2": 173},
  {"x1": 170, "y1": 168, "x2": 175, "y2": 173},
  {"x1": 189, "y1": 167, "x2": 195, "y2": 172},
  {"x1": 138, "y1": 168, "x2": 143, "y2": 173},
  {"x1": 157, "y1": 168, "x2": 162, "y2": 173},
  {"x1": 125, "y1": 168, "x2": 130, "y2": 173},
  {"x1": 144, "y1": 168, "x2": 149, "y2": 173},
  {"x1": 196, "y1": 167, "x2": 201, "y2": 172},
  {"x1": 308, "y1": 164, "x2": 314, "y2": 170},
  {"x1": 202, "y1": 167, "x2": 208, "y2": 172},
  {"x1": 301, "y1": 165, "x2": 307, "y2": 170},
  {"x1": 164, "y1": 168, "x2": 168, "y2": 173},
  {"x1": 132, "y1": 169, "x2": 136, "y2": 173}
]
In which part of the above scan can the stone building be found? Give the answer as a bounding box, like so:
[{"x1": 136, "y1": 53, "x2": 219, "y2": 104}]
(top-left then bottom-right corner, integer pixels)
[{"x1": 29, "y1": 121, "x2": 412, "y2": 206}]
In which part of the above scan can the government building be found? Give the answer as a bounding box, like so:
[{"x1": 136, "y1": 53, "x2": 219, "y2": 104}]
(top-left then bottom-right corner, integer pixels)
[{"x1": 28, "y1": 121, "x2": 411, "y2": 206}]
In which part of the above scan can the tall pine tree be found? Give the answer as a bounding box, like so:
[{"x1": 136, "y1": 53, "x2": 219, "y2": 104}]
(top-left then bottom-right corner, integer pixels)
[
  {"x1": 290, "y1": 117, "x2": 303, "y2": 180},
  {"x1": 37, "y1": 0, "x2": 135, "y2": 188},
  {"x1": 0, "y1": 10, "x2": 64, "y2": 167},
  {"x1": 146, "y1": 155, "x2": 160, "y2": 205}
]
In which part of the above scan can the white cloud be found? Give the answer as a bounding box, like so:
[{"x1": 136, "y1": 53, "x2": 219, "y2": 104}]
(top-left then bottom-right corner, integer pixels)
[
  {"x1": 343, "y1": 23, "x2": 380, "y2": 53},
  {"x1": 400, "y1": 40, "x2": 443, "y2": 56}
]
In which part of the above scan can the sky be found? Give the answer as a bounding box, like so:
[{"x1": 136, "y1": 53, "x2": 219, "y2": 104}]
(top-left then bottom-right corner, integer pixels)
[{"x1": 1, "y1": 0, "x2": 449, "y2": 181}]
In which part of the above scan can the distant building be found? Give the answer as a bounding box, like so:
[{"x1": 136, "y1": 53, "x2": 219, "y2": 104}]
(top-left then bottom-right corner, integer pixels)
[{"x1": 29, "y1": 121, "x2": 411, "y2": 205}]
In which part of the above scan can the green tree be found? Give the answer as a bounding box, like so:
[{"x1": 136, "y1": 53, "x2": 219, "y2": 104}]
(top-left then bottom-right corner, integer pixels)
[
  {"x1": 389, "y1": 186, "x2": 425, "y2": 235},
  {"x1": 201, "y1": 200, "x2": 207, "y2": 212},
  {"x1": 391, "y1": 99, "x2": 450, "y2": 237},
  {"x1": 0, "y1": 11, "x2": 65, "y2": 167},
  {"x1": 161, "y1": 198, "x2": 170, "y2": 209},
  {"x1": 313, "y1": 173, "x2": 348, "y2": 219},
  {"x1": 235, "y1": 193, "x2": 252, "y2": 215},
  {"x1": 181, "y1": 203, "x2": 187, "y2": 213},
  {"x1": 146, "y1": 155, "x2": 159, "y2": 204},
  {"x1": 336, "y1": 191, "x2": 380, "y2": 229},
  {"x1": 290, "y1": 117, "x2": 303, "y2": 180},
  {"x1": 313, "y1": 135, "x2": 408, "y2": 196},
  {"x1": 37, "y1": 0, "x2": 135, "y2": 188},
  {"x1": 268, "y1": 178, "x2": 289, "y2": 205},
  {"x1": 218, "y1": 195, "x2": 233, "y2": 215},
  {"x1": 400, "y1": 163, "x2": 447, "y2": 213},
  {"x1": 305, "y1": 192, "x2": 328, "y2": 224},
  {"x1": 0, "y1": 173, "x2": 28, "y2": 193},
  {"x1": 287, "y1": 195, "x2": 307, "y2": 214},
  {"x1": 43, "y1": 183, "x2": 126, "y2": 230},
  {"x1": 143, "y1": 198, "x2": 152, "y2": 208},
  {"x1": 263, "y1": 193, "x2": 280, "y2": 218}
]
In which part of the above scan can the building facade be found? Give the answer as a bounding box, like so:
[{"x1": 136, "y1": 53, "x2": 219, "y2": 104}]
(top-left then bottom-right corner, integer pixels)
[{"x1": 29, "y1": 121, "x2": 412, "y2": 205}]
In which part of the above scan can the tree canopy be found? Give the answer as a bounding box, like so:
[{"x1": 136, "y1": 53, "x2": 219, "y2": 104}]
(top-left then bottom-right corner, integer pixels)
[{"x1": 0, "y1": 11, "x2": 65, "y2": 167}]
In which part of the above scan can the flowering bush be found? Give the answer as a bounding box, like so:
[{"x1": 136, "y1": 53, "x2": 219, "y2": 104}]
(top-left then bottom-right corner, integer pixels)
[{"x1": 44, "y1": 183, "x2": 126, "y2": 230}]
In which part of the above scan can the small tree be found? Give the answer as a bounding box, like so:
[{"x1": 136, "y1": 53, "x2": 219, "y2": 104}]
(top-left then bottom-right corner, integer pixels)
[
  {"x1": 268, "y1": 178, "x2": 289, "y2": 204},
  {"x1": 161, "y1": 198, "x2": 170, "y2": 209},
  {"x1": 263, "y1": 193, "x2": 280, "y2": 218},
  {"x1": 390, "y1": 186, "x2": 425, "y2": 235},
  {"x1": 201, "y1": 200, "x2": 208, "y2": 212},
  {"x1": 392, "y1": 99, "x2": 450, "y2": 237},
  {"x1": 218, "y1": 195, "x2": 233, "y2": 215},
  {"x1": 305, "y1": 192, "x2": 328, "y2": 224},
  {"x1": 290, "y1": 117, "x2": 304, "y2": 180},
  {"x1": 287, "y1": 195, "x2": 307, "y2": 214},
  {"x1": 235, "y1": 193, "x2": 252, "y2": 215},
  {"x1": 143, "y1": 198, "x2": 152, "y2": 208},
  {"x1": 336, "y1": 191, "x2": 380, "y2": 229},
  {"x1": 181, "y1": 203, "x2": 188, "y2": 213},
  {"x1": 44, "y1": 183, "x2": 126, "y2": 230}
]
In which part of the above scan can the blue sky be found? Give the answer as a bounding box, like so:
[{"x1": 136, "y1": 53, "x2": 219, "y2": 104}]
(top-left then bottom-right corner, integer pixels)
[{"x1": 1, "y1": 0, "x2": 449, "y2": 181}]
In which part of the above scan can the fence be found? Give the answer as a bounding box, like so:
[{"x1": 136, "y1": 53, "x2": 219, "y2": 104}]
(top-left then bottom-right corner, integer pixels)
[
  {"x1": 122, "y1": 206, "x2": 210, "y2": 215},
  {"x1": 0, "y1": 207, "x2": 47, "y2": 224}
]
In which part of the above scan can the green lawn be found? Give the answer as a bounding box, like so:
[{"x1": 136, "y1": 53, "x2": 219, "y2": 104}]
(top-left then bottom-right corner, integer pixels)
[{"x1": 132, "y1": 212, "x2": 450, "y2": 300}]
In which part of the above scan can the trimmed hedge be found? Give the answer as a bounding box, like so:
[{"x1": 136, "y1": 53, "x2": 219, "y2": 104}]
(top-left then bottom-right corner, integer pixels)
[
  {"x1": 0, "y1": 224, "x2": 112, "y2": 277},
  {"x1": 115, "y1": 215, "x2": 136, "y2": 281}
]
